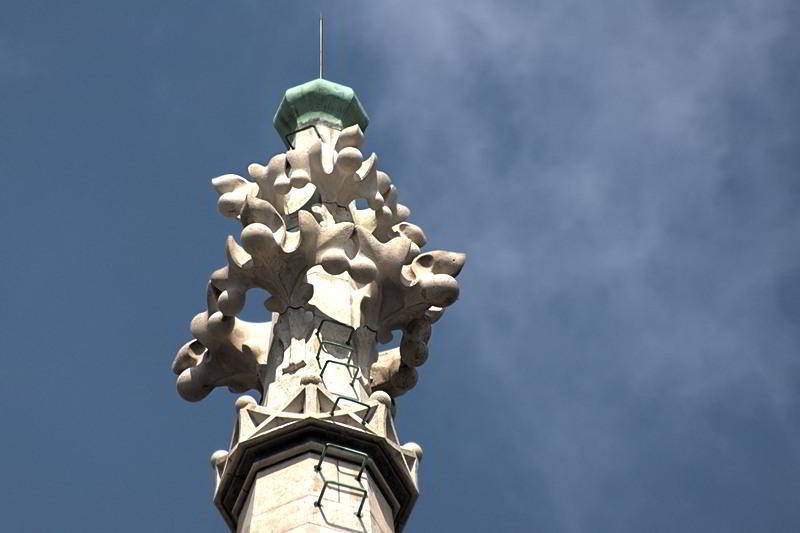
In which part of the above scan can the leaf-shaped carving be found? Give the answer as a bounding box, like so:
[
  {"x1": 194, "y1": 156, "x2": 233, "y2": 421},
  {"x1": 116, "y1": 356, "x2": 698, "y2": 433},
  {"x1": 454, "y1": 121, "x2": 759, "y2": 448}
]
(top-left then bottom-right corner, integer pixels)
[{"x1": 174, "y1": 124, "x2": 466, "y2": 402}]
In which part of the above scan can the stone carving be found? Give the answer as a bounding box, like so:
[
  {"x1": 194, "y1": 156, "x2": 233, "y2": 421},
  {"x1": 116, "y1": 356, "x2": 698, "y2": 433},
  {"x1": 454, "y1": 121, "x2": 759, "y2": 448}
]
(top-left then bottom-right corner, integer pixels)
[{"x1": 172, "y1": 124, "x2": 465, "y2": 404}]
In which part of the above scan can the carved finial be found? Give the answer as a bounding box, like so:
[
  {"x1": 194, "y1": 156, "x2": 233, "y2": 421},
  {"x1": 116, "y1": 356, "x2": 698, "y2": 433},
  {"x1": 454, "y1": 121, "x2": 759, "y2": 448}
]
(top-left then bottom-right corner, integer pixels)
[{"x1": 173, "y1": 92, "x2": 465, "y2": 411}]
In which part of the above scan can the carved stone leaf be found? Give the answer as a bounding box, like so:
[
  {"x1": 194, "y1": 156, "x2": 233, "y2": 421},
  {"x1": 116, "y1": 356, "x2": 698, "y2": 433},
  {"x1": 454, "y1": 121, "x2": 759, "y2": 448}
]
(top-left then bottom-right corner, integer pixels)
[{"x1": 174, "y1": 123, "x2": 466, "y2": 402}]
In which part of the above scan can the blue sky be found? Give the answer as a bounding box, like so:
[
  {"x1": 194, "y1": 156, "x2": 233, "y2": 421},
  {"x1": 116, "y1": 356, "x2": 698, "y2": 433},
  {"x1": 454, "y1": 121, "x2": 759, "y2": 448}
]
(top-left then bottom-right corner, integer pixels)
[{"x1": 2, "y1": 1, "x2": 799, "y2": 531}]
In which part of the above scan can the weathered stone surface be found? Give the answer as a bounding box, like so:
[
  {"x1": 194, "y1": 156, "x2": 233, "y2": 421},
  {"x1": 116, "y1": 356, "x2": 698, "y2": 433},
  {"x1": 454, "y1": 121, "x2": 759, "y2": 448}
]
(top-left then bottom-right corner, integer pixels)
[
  {"x1": 235, "y1": 453, "x2": 393, "y2": 533},
  {"x1": 211, "y1": 386, "x2": 420, "y2": 531},
  {"x1": 174, "y1": 78, "x2": 462, "y2": 532},
  {"x1": 172, "y1": 119, "x2": 465, "y2": 405}
]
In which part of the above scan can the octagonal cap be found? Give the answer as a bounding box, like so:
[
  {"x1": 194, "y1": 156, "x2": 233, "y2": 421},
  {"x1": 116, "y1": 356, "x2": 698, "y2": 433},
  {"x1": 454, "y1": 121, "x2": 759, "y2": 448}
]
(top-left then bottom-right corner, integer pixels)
[{"x1": 273, "y1": 78, "x2": 369, "y2": 148}]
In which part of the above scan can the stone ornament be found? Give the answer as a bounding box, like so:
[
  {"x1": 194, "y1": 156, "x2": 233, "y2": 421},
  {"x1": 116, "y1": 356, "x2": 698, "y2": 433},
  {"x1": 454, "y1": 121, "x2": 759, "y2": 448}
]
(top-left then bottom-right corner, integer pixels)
[
  {"x1": 171, "y1": 75, "x2": 464, "y2": 532},
  {"x1": 172, "y1": 122, "x2": 464, "y2": 407}
]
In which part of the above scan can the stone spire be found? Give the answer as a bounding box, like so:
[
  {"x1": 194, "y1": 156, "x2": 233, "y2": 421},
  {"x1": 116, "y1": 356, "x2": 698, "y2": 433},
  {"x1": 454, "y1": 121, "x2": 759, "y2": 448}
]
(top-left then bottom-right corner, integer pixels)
[{"x1": 172, "y1": 76, "x2": 465, "y2": 532}]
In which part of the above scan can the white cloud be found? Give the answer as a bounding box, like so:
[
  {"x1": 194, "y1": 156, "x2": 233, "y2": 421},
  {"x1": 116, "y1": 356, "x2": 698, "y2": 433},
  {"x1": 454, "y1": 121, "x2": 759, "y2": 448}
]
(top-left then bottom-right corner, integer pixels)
[{"x1": 353, "y1": 1, "x2": 800, "y2": 529}]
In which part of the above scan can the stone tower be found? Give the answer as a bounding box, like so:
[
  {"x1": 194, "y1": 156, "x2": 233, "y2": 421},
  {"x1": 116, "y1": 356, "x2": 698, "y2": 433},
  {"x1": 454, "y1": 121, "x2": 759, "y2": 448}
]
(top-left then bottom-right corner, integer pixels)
[{"x1": 172, "y1": 75, "x2": 465, "y2": 532}]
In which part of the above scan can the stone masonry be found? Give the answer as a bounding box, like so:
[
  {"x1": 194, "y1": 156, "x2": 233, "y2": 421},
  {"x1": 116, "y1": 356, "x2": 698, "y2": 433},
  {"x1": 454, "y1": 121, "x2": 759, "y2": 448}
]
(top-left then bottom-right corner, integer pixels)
[{"x1": 172, "y1": 77, "x2": 465, "y2": 532}]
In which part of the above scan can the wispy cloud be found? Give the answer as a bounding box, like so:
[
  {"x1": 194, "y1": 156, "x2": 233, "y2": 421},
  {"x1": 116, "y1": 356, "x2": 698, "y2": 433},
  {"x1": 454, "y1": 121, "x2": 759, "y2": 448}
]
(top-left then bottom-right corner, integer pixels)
[{"x1": 354, "y1": 1, "x2": 800, "y2": 529}]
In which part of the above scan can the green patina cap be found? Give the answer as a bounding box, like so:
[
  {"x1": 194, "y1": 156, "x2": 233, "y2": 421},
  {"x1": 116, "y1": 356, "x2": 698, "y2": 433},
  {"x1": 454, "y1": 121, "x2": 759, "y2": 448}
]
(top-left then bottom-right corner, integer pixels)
[{"x1": 273, "y1": 78, "x2": 369, "y2": 148}]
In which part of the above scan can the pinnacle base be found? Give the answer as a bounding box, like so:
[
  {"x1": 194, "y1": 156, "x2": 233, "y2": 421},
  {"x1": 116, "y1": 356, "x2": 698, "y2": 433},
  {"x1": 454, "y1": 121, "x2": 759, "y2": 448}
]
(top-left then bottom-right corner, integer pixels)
[{"x1": 212, "y1": 388, "x2": 420, "y2": 532}]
